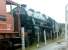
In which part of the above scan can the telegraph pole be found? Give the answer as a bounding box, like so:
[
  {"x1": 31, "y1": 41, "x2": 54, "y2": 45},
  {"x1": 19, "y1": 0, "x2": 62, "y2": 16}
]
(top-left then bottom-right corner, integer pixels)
[{"x1": 65, "y1": 4, "x2": 68, "y2": 41}]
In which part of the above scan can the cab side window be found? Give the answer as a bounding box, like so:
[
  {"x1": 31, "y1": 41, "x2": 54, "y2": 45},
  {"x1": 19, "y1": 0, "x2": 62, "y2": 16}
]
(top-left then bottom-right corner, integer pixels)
[{"x1": 0, "y1": 16, "x2": 6, "y2": 21}]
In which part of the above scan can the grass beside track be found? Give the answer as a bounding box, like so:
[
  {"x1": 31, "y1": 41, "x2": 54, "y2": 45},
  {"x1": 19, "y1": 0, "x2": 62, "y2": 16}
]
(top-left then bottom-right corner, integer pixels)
[{"x1": 16, "y1": 37, "x2": 64, "y2": 50}]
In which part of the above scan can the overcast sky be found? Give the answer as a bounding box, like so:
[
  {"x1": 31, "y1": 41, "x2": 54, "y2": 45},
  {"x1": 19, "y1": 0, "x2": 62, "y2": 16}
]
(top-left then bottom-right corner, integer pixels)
[{"x1": 9, "y1": 0, "x2": 68, "y2": 23}]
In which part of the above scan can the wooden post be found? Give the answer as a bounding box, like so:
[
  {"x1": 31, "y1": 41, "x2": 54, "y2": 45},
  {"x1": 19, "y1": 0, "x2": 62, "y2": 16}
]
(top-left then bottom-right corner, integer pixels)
[
  {"x1": 21, "y1": 27, "x2": 25, "y2": 50},
  {"x1": 44, "y1": 30, "x2": 46, "y2": 45},
  {"x1": 37, "y1": 31, "x2": 40, "y2": 48},
  {"x1": 57, "y1": 32, "x2": 59, "y2": 39},
  {"x1": 50, "y1": 31, "x2": 52, "y2": 40}
]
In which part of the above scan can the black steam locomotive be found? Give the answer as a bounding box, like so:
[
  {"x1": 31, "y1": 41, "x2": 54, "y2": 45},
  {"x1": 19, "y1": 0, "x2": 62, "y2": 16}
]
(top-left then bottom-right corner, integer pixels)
[{"x1": 12, "y1": 4, "x2": 60, "y2": 47}]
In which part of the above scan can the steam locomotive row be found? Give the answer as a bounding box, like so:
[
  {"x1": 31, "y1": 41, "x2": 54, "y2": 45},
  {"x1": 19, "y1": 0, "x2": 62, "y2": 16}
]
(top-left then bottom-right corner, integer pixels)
[
  {"x1": 0, "y1": 0, "x2": 61, "y2": 49},
  {"x1": 12, "y1": 4, "x2": 60, "y2": 47}
]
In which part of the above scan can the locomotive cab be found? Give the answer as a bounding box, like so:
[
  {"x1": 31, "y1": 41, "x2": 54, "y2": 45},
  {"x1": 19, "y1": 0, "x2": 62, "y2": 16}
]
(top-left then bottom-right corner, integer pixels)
[
  {"x1": 0, "y1": 0, "x2": 15, "y2": 39},
  {"x1": 0, "y1": 0, "x2": 21, "y2": 50}
]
